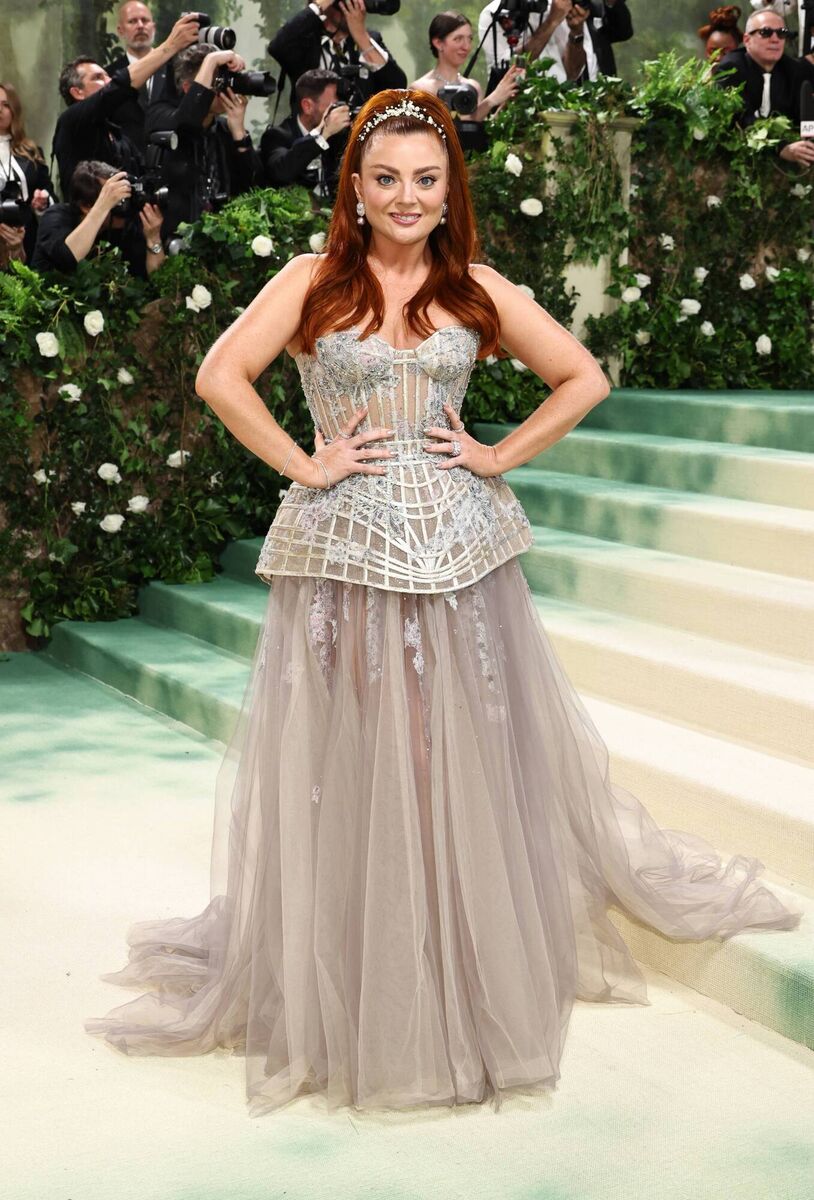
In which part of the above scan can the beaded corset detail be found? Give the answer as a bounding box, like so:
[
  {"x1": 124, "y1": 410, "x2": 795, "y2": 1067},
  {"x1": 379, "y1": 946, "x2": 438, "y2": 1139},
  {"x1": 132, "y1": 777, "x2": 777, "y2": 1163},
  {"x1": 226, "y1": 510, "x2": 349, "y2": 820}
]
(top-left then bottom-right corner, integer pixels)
[{"x1": 255, "y1": 325, "x2": 533, "y2": 594}]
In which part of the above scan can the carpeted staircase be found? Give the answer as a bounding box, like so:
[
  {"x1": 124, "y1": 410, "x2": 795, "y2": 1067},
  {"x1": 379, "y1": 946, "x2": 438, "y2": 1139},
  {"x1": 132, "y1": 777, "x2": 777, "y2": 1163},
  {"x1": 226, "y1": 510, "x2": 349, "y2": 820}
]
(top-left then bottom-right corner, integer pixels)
[{"x1": 45, "y1": 388, "x2": 814, "y2": 1055}]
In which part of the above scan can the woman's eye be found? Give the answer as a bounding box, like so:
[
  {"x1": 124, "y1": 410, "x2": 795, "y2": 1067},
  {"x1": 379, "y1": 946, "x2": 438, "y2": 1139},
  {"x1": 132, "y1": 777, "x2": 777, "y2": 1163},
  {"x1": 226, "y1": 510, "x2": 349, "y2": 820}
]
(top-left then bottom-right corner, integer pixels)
[
  {"x1": 419, "y1": 176, "x2": 438, "y2": 187},
  {"x1": 376, "y1": 174, "x2": 394, "y2": 185}
]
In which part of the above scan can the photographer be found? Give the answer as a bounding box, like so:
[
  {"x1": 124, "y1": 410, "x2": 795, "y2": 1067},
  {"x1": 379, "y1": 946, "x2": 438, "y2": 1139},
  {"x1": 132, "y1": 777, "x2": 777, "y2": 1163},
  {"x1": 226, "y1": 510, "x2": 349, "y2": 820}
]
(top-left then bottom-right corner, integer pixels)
[
  {"x1": 411, "y1": 12, "x2": 524, "y2": 124},
  {"x1": 31, "y1": 161, "x2": 165, "y2": 278},
  {"x1": 145, "y1": 45, "x2": 261, "y2": 236},
  {"x1": 478, "y1": 0, "x2": 632, "y2": 87},
  {"x1": 261, "y1": 69, "x2": 350, "y2": 196},
  {"x1": 0, "y1": 81, "x2": 56, "y2": 269},
  {"x1": 105, "y1": 2, "x2": 169, "y2": 152},
  {"x1": 713, "y1": 6, "x2": 814, "y2": 164},
  {"x1": 52, "y1": 12, "x2": 200, "y2": 199},
  {"x1": 268, "y1": 0, "x2": 406, "y2": 112}
]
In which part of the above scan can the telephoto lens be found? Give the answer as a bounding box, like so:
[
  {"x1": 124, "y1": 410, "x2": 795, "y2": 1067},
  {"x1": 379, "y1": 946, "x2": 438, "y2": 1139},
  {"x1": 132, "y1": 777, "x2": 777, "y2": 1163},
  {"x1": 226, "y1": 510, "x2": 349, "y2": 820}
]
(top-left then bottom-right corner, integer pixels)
[{"x1": 193, "y1": 12, "x2": 237, "y2": 50}]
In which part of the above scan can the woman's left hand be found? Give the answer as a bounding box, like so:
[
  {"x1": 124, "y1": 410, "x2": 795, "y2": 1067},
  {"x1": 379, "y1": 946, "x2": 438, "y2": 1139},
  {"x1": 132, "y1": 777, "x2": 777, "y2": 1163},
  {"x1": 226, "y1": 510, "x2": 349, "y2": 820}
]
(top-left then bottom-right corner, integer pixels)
[
  {"x1": 31, "y1": 189, "x2": 50, "y2": 213},
  {"x1": 424, "y1": 403, "x2": 501, "y2": 478}
]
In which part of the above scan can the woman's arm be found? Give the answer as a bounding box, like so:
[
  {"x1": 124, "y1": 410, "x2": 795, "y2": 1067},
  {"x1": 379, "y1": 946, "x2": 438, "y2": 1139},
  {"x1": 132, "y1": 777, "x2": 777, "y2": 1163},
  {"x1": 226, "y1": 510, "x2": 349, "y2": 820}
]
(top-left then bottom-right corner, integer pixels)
[{"x1": 427, "y1": 264, "x2": 609, "y2": 476}]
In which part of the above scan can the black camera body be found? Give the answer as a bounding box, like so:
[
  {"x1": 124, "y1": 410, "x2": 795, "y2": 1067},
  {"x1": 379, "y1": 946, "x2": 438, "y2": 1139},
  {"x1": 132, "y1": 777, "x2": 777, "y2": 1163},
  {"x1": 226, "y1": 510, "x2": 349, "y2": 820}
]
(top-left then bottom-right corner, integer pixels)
[
  {"x1": 192, "y1": 12, "x2": 237, "y2": 50},
  {"x1": 0, "y1": 179, "x2": 30, "y2": 227},
  {"x1": 437, "y1": 82, "x2": 478, "y2": 116},
  {"x1": 114, "y1": 131, "x2": 178, "y2": 217},
  {"x1": 363, "y1": 0, "x2": 401, "y2": 13},
  {"x1": 212, "y1": 66, "x2": 277, "y2": 97}
]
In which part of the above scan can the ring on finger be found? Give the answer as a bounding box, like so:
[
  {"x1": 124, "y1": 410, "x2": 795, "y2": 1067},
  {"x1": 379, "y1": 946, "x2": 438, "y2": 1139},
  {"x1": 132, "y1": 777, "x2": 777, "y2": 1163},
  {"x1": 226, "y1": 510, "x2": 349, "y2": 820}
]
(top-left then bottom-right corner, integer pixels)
[
  {"x1": 451, "y1": 420, "x2": 465, "y2": 432},
  {"x1": 451, "y1": 439, "x2": 461, "y2": 456},
  {"x1": 337, "y1": 430, "x2": 353, "y2": 440}
]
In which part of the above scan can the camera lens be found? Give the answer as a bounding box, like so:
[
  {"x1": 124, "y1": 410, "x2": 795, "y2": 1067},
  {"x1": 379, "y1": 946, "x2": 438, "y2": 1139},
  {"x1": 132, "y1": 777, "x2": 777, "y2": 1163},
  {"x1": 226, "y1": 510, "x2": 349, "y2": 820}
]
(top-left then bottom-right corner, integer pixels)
[{"x1": 197, "y1": 24, "x2": 236, "y2": 50}]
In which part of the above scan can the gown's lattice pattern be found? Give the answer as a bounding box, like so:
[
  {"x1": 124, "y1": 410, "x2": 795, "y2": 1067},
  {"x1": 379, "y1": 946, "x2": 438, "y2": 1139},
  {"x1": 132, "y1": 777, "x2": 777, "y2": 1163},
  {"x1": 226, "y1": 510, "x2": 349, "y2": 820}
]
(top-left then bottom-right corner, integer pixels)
[{"x1": 255, "y1": 326, "x2": 533, "y2": 593}]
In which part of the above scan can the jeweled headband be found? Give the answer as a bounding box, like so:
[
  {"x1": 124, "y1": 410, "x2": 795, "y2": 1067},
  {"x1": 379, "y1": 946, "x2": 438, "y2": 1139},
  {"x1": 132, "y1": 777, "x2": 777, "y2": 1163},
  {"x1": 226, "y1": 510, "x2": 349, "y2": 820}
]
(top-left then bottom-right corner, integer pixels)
[{"x1": 357, "y1": 95, "x2": 448, "y2": 144}]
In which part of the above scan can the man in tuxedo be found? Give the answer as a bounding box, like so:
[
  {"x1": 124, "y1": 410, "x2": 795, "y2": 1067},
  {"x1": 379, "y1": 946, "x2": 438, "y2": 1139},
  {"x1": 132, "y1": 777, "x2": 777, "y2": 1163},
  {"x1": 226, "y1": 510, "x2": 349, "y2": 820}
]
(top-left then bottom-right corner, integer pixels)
[
  {"x1": 104, "y1": 1, "x2": 169, "y2": 153},
  {"x1": 714, "y1": 5, "x2": 814, "y2": 165},
  {"x1": 53, "y1": 13, "x2": 199, "y2": 199},
  {"x1": 268, "y1": 0, "x2": 406, "y2": 113},
  {"x1": 261, "y1": 69, "x2": 350, "y2": 197}
]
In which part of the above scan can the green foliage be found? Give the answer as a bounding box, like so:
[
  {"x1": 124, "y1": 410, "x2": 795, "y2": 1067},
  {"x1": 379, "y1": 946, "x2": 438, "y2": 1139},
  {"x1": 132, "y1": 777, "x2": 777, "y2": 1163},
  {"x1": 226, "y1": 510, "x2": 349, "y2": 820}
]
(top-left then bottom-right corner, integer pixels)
[{"x1": 2, "y1": 51, "x2": 813, "y2": 644}]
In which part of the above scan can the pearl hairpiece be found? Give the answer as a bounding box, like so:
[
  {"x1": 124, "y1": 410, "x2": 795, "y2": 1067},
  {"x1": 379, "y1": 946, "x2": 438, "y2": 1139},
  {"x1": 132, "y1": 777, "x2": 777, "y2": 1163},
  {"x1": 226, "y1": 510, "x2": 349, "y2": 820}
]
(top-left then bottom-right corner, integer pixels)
[{"x1": 358, "y1": 96, "x2": 447, "y2": 143}]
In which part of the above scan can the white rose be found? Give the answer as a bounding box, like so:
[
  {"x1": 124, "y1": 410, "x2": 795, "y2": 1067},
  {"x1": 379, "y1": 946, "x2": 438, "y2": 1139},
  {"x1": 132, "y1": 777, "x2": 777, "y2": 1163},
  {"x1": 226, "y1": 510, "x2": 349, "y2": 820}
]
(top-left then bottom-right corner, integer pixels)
[
  {"x1": 519, "y1": 198, "x2": 543, "y2": 217},
  {"x1": 117, "y1": 367, "x2": 134, "y2": 385},
  {"x1": 251, "y1": 234, "x2": 274, "y2": 257},
  {"x1": 765, "y1": 265, "x2": 781, "y2": 282},
  {"x1": 510, "y1": 358, "x2": 527, "y2": 371},
  {"x1": 35, "y1": 331, "x2": 60, "y2": 357},
  {"x1": 127, "y1": 494, "x2": 150, "y2": 513},
  {"x1": 191, "y1": 284, "x2": 212, "y2": 309},
  {"x1": 308, "y1": 231, "x2": 326, "y2": 254},
  {"x1": 692, "y1": 126, "x2": 706, "y2": 141},
  {"x1": 71, "y1": 501, "x2": 87, "y2": 515},
  {"x1": 97, "y1": 462, "x2": 122, "y2": 483},
  {"x1": 706, "y1": 195, "x2": 722, "y2": 208},
  {"x1": 634, "y1": 273, "x2": 651, "y2": 288},
  {"x1": 693, "y1": 267, "x2": 709, "y2": 283},
  {"x1": 621, "y1": 286, "x2": 642, "y2": 304},
  {"x1": 739, "y1": 273, "x2": 756, "y2": 290},
  {"x1": 33, "y1": 469, "x2": 48, "y2": 484},
  {"x1": 485, "y1": 354, "x2": 498, "y2": 365},
  {"x1": 99, "y1": 513, "x2": 125, "y2": 533},
  {"x1": 166, "y1": 449, "x2": 191, "y2": 468},
  {"x1": 186, "y1": 295, "x2": 201, "y2": 313},
  {"x1": 516, "y1": 284, "x2": 535, "y2": 299},
  {"x1": 797, "y1": 248, "x2": 811, "y2": 264},
  {"x1": 634, "y1": 329, "x2": 651, "y2": 346},
  {"x1": 84, "y1": 310, "x2": 104, "y2": 337},
  {"x1": 59, "y1": 383, "x2": 82, "y2": 402},
  {"x1": 679, "y1": 298, "x2": 701, "y2": 316},
  {"x1": 659, "y1": 233, "x2": 675, "y2": 251},
  {"x1": 700, "y1": 321, "x2": 716, "y2": 337},
  {"x1": 791, "y1": 183, "x2": 812, "y2": 198},
  {"x1": 504, "y1": 153, "x2": 523, "y2": 177},
  {"x1": 755, "y1": 334, "x2": 772, "y2": 356}
]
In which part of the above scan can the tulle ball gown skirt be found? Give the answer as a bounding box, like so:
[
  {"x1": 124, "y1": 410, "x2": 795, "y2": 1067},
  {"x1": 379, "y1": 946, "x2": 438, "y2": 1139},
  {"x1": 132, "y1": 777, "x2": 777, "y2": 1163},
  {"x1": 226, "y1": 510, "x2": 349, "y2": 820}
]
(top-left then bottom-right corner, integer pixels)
[{"x1": 85, "y1": 558, "x2": 802, "y2": 1115}]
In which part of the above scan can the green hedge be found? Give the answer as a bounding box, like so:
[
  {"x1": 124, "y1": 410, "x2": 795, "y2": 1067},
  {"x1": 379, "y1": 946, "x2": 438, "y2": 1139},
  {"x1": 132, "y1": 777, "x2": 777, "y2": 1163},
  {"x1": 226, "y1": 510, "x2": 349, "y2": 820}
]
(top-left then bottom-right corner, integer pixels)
[{"x1": 2, "y1": 54, "x2": 812, "y2": 643}]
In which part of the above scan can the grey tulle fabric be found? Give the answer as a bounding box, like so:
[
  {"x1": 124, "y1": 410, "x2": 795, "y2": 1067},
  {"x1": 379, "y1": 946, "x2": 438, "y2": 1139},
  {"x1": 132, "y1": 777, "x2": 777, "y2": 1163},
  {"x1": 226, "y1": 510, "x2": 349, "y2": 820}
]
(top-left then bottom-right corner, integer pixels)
[
  {"x1": 85, "y1": 563, "x2": 802, "y2": 1115},
  {"x1": 85, "y1": 328, "x2": 803, "y2": 1116}
]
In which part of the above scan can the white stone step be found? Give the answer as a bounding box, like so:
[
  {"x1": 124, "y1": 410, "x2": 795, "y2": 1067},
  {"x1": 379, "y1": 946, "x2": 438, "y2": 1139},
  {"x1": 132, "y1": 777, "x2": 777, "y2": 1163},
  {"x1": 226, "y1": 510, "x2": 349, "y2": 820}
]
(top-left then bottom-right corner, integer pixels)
[
  {"x1": 582, "y1": 696, "x2": 814, "y2": 889},
  {"x1": 523, "y1": 527, "x2": 814, "y2": 661},
  {"x1": 534, "y1": 596, "x2": 814, "y2": 763}
]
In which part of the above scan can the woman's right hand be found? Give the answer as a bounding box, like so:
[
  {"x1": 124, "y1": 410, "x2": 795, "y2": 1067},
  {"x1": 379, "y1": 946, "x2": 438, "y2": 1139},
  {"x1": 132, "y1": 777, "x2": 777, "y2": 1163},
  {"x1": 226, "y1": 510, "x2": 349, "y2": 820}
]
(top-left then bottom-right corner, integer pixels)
[{"x1": 310, "y1": 405, "x2": 394, "y2": 487}]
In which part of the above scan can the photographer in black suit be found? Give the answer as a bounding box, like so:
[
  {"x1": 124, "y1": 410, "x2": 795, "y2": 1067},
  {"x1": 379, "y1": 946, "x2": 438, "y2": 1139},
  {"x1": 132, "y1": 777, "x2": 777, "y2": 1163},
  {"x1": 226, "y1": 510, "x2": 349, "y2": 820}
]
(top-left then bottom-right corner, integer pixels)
[
  {"x1": 268, "y1": 0, "x2": 406, "y2": 112},
  {"x1": 261, "y1": 69, "x2": 350, "y2": 197},
  {"x1": 104, "y1": 1, "x2": 169, "y2": 153}
]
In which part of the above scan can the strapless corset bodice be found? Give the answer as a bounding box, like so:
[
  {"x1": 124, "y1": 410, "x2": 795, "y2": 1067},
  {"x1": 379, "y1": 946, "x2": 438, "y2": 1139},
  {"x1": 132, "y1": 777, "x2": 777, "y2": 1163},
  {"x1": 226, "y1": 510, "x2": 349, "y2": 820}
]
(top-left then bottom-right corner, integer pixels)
[{"x1": 255, "y1": 326, "x2": 533, "y2": 593}]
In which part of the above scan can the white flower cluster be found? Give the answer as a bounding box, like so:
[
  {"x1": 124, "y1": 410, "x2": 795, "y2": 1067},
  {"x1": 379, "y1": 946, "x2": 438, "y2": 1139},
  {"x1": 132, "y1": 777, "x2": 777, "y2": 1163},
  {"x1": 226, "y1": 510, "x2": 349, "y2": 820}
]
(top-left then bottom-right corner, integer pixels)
[
  {"x1": 504, "y1": 153, "x2": 523, "y2": 177},
  {"x1": 84, "y1": 310, "x2": 104, "y2": 337},
  {"x1": 519, "y1": 198, "x2": 542, "y2": 217},
  {"x1": 186, "y1": 284, "x2": 212, "y2": 313}
]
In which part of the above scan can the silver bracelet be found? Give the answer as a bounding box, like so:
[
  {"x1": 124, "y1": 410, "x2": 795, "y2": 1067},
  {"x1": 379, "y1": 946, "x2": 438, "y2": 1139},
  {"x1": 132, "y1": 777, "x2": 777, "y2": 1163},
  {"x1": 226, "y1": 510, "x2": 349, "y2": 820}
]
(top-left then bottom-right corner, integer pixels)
[
  {"x1": 280, "y1": 442, "x2": 297, "y2": 478},
  {"x1": 315, "y1": 458, "x2": 332, "y2": 489}
]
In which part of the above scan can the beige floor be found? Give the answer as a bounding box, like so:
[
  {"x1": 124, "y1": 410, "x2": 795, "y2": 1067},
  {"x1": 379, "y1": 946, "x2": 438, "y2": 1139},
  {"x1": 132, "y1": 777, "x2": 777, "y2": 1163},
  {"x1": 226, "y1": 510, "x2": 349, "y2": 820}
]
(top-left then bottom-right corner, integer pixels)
[{"x1": 3, "y1": 655, "x2": 814, "y2": 1200}]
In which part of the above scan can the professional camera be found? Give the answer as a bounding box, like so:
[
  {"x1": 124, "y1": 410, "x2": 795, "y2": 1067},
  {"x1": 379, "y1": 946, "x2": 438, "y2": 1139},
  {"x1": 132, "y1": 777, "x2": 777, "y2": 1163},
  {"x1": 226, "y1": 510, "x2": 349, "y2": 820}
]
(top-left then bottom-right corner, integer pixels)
[
  {"x1": 334, "y1": 64, "x2": 367, "y2": 116},
  {"x1": 437, "y1": 82, "x2": 478, "y2": 116},
  {"x1": 192, "y1": 12, "x2": 236, "y2": 50},
  {"x1": 114, "y1": 131, "x2": 178, "y2": 217},
  {"x1": 0, "y1": 178, "x2": 29, "y2": 226},
  {"x1": 212, "y1": 66, "x2": 277, "y2": 97},
  {"x1": 363, "y1": 0, "x2": 401, "y2": 12}
]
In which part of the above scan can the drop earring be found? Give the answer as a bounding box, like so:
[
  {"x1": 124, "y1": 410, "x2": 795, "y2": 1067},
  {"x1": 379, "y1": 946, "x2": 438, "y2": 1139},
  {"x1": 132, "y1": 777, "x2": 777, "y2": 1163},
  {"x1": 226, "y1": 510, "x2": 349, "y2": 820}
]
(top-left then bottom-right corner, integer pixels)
[
  {"x1": 356, "y1": 200, "x2": 365, "y2": 225},
  {"x1": 440, "y1": 201, "x2": 448, "y2": 225}
]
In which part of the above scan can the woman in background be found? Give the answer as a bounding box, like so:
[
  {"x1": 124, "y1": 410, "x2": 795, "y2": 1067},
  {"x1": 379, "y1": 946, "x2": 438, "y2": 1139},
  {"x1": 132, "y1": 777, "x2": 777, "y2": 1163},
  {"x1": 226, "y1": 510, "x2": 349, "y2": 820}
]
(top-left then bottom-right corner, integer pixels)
[
  {"x1": 0, "y1": 82, "x2": 54, "y2": 268},
  {"x1": 698, "y1": 6, "x2": 743, "y2": 61},
  {"x1": 410, "y1": 12, "x2": 523, "y2": 124}
]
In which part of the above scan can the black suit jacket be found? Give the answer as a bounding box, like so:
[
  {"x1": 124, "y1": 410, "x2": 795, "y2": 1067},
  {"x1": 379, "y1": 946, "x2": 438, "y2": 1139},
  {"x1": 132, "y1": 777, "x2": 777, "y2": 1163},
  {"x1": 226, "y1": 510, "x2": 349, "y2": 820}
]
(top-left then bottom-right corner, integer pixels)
[
  {"x1": 714, "y1": 46, "x2": 805, "y2": 131},
  {"x1": 145, "y1": 80, "x2": 261, "y2": 235},
  {"x1": 4, "y1": 150, "x2": 56, "y2": 260},
  {"x1": 260, "y1": 114, "x2": 344, "y2": 194},
  {"x1": 590, "y1": 1, "x2": 633, "y2": 78},
  {"x1": 52, "y1": 68, "x2": 142, "y2": 199},
  {"x1": 105, "y1": 53, "x2": 169, "y2": 152},
  {"x1": 268, "y1": 8, "x2": 406, "y2": 111}
]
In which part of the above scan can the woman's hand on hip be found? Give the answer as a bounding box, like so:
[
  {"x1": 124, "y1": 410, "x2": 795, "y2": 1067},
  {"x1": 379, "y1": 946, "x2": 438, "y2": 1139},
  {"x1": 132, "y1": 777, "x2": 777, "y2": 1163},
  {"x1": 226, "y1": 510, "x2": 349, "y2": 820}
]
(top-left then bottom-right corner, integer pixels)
[
  {"x1": 424, "y1": 403, "x2": 501, "y2": 477},
  {"x1": 311, "y1": 405, "x2": 394, "y2": 487}
]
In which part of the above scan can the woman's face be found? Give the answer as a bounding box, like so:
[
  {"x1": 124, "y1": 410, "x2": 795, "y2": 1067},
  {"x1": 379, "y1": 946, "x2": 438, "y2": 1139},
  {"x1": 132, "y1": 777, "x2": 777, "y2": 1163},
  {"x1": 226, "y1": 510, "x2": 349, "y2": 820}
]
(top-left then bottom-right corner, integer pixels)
[
  {"x1": 0, "y1": 89, "x2": 12, "y2": 134},
  {"x1": 705, "y1": 30, "x2": 738, "y2": 60},
  {"x1": 353, "y1": 130, "x2": 448, "y2": 249},
  {"x1": 434, "y1": 24, "x2": 472, "y2": 70}
]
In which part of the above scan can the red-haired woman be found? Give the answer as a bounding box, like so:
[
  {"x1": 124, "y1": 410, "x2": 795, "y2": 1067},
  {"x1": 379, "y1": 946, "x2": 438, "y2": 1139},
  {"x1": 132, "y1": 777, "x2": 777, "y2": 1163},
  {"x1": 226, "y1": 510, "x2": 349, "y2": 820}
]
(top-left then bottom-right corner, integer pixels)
[
  {"x1": 0, "y1": 82, "x2": 55, "y2": 268},
  {"x1": 698, "y1": 5, "x2": 743, "y2": 61},
  {"x1": 86, "y1": 89, "x2": 802, "y2": 1115}
]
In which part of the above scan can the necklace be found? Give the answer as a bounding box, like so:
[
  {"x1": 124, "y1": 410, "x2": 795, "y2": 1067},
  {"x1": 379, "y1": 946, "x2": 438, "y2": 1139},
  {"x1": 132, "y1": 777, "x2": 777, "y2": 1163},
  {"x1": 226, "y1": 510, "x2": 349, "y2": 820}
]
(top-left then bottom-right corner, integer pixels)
[{"x1": 430, "y1": 66, "x2": 463, "y2": 85}]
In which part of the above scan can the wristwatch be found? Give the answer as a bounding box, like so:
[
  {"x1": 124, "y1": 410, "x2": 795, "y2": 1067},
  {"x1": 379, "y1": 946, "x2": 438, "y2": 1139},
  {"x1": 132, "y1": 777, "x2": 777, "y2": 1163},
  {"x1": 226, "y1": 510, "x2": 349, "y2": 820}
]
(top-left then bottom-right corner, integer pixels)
[
  {"x1": 147, "y1": 241, "x2": 163, "y2": 255},
  {"x1": 569, "y1": 33, "x2": 585, "y2": 43}
]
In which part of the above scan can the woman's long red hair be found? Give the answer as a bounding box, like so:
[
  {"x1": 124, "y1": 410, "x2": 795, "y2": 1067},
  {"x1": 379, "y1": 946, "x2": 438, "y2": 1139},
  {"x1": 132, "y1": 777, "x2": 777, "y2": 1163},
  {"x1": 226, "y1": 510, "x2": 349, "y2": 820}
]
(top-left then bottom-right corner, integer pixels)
[{"x1": 298, "y1": 88, "x2": 501, "y2": 358}]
